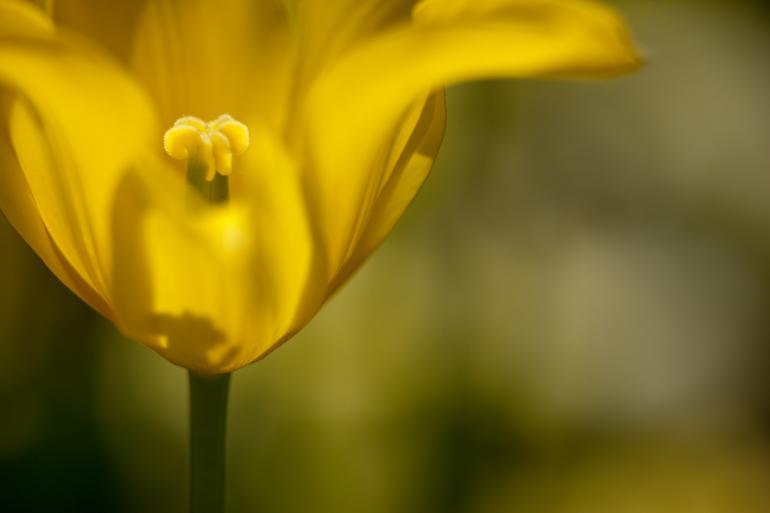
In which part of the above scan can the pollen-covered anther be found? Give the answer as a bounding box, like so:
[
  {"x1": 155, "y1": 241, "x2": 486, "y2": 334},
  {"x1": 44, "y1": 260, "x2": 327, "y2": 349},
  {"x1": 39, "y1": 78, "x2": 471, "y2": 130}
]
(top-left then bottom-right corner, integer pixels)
[{"x1": 163, "y1": 115, "x2": 250, "y2": 182}]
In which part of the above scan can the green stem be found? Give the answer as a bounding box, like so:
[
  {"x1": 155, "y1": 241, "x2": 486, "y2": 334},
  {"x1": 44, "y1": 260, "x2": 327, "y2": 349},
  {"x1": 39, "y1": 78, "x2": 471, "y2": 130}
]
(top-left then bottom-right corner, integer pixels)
[
  {"x1": 186, "y1": 140, "x2": 232, "y2": 513},
  {"x1": 189, "y1": 371, "x2": 231, "y2": 513},
  {"x1": 186, "y1": 162, "x2": 229, "y2": 206}
]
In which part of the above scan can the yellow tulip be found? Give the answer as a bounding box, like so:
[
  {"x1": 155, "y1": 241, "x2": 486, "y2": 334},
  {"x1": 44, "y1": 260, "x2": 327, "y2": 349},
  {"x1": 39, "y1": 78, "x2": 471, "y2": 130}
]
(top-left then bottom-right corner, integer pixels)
[{"x1": 0, "y1": 0, "x2": 642, "y2": 373}]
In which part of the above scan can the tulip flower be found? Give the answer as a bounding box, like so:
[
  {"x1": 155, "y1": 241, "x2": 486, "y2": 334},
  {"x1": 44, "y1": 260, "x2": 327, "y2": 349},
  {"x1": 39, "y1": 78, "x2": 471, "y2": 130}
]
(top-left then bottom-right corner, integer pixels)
[{"x1": 0, "y1": 0, "x2": 642, "y2": 511}]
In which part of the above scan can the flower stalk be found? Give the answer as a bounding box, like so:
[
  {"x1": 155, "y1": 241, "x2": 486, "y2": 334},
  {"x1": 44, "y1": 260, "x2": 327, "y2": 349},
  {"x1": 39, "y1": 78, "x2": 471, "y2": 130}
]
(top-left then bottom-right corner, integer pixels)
[
  {"x1": 186, "y1": 145, "x2": 232, "y2": 513},
  {"x1": 188, "y1": 371, "x2": 231, "y2": 513}
]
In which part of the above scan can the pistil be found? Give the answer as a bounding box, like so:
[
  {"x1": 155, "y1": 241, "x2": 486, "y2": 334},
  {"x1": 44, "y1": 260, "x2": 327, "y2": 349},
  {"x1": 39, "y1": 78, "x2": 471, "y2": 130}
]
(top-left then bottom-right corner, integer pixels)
[{"x1": 164, "y1": 115, "x2": 249, "y2": 205}]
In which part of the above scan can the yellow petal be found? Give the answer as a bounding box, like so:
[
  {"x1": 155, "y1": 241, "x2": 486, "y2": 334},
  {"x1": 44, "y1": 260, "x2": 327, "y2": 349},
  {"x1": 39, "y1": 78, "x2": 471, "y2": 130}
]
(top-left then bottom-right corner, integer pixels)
[
  {"x1": 52, "y1": 0, "x2": 146, "y2": 64},
  {"x1": 304, "y1": 0, "x2": 642, "y2": 280},
  {"x1": 55, "y1": 0, "x2": 295, "y2": 134},
  {"x1": 0, "y1": 0, "x2": 157, "y2": 317},
  {"x1": 129, "y1": 0, "x2": 295, "y2": 133},
  {"x1": 291, "y1": 0, "x2": 415, "y2": 84},
  {"x1": 112, "y1": 130, "x2": 316, "y2": 373},
  {"x1": 0, "y1": 95, "x2": 113, "y2": 319},
  {"x1": 1, "y1": 0, "x2": 52, "y2": 36},
  {"x1": 328, "y1": 90, "x2": 447, "y2": 296}
]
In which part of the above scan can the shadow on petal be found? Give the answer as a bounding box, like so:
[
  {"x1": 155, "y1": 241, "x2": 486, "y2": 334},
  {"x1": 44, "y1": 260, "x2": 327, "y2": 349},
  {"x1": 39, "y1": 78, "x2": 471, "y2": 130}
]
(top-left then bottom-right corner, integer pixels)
[
  {"x1": 111, "y1": 169, "x2": 239, "y2": 372},
  {"x1": 148, "y1": 312, "x2": 240, "y2": 373}
]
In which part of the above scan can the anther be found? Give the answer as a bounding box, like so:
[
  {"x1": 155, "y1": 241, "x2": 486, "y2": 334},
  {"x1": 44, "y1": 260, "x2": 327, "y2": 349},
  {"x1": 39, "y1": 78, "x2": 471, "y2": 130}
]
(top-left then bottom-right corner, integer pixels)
[{"x1": 164, "y1": 115, "x2": 250, "y2": 182}]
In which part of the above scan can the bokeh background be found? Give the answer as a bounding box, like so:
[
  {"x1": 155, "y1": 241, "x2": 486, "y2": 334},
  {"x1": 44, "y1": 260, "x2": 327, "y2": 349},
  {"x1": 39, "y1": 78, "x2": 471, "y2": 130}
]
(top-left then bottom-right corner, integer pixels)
[{"x1": 3, "y1": 0, "x2": 770, "y2": 511}]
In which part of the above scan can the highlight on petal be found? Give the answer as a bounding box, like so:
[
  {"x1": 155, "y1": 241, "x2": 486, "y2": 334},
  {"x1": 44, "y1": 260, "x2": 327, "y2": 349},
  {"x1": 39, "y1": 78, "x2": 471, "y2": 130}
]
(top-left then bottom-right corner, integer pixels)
[
  {"x1": 0, "y1": 0, "x2": 157, "y2": 318},
  {"x1": 304, "y1": 0, "x2": 643, "y2": 284},
  {"x1": 411, "y1": 0, "x2": 644, "y2": 77}
]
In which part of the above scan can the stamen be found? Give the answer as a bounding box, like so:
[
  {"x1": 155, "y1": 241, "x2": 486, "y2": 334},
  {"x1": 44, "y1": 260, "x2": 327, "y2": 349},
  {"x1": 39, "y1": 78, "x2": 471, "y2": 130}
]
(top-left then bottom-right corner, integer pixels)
[{"x1": 163, "y1": 115, "x2": 250, "y2": 182}]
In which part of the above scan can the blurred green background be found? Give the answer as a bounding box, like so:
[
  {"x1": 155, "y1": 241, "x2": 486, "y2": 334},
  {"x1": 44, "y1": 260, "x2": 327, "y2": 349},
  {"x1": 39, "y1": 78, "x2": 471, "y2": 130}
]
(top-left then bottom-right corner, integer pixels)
[{"x1": 4, "y1": 0, "x2": 770, "y2": 511}]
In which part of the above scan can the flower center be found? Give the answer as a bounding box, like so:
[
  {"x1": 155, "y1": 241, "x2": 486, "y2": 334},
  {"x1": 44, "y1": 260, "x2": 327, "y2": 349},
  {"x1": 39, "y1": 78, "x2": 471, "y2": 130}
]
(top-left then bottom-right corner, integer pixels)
[{"x1": 164, "y1": 114, "x2": 250, "y2": 183}]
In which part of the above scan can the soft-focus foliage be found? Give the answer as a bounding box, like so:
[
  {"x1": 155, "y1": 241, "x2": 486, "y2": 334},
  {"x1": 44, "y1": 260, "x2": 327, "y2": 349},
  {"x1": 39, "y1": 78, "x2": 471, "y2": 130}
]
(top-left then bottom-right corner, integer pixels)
[{"x1": 4, "y1": 1, "x2": 770, "y2": 513}]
